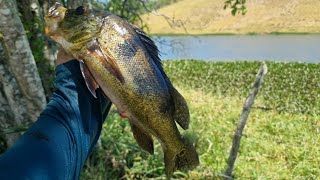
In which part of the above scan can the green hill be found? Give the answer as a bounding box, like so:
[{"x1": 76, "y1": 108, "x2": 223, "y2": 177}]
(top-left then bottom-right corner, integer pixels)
[{"x1": 142, "y1": 0, "x2": 320, "y2": 35}]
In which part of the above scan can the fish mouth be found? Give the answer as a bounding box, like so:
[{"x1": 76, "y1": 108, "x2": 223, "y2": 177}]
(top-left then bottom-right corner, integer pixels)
[
  {"x1": 48, "y1": 2, "x2": 65, "y2": 18},
  {"x1": 45, "y1": 2, "x2": 67, "y2": 35}
]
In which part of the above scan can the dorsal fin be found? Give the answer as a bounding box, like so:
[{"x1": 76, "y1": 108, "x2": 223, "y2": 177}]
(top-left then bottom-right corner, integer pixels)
[
  {"x1": 132, "y1": 25, "x2": 171, "y2": 84},
  {"x1": 133, "y1": 25, "x2": 190, "y2": 129}
]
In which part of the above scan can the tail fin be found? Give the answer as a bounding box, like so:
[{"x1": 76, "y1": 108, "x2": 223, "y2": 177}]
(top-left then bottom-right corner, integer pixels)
[{"x1": 164, "y1": 137, "x2": 199, "y2": 179}]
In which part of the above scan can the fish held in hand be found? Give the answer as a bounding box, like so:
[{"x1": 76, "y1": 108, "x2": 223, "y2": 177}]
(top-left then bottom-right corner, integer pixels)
[{"x1": 45, "y1": 2, "x2": 199, "y2": 177}]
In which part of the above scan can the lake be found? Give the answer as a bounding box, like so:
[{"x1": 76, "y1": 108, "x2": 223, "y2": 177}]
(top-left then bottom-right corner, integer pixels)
[{"x1": 152, "y1": 35, "x2": 320, "y2": 63}]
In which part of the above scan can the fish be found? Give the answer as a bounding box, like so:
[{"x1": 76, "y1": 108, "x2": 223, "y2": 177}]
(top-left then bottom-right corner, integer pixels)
[{"x1": 45, "y1": 2, "x2": 199, "y2": 178}]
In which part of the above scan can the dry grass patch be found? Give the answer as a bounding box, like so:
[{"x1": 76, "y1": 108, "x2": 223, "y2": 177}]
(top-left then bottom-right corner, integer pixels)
[{"x1": 142, "y1": 0, "x2": 320, "y2": 35}]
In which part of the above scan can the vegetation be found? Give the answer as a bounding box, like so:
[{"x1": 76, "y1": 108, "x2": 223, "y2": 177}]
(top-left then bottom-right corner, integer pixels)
[
  {"x1": 142, "y1": 0, "x2": 320, "y2": 35},
  {"x1": 224, "y1": 0, "x2": 247, "y2": 15},
  {"x1": 3, "y1": 0, "x2": 318, "y2": 179},
  {"x1": 81, "y1": 60, "x2": 320, "y2": 179},
  {"x1": 92, "y1": 0, "x2": 150, "y2": 28},
  {"x1": 148, "y1": 0, "x2": 182, "y2": 10},
  {"x1": 164, "y1": 60, "x2": 320, "y2": 114}
]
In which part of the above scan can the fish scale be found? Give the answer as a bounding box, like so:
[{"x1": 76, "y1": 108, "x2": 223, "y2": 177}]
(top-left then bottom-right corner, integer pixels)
[{"x1": 45, "y1": 2, "x2": 199, "y2": 178}]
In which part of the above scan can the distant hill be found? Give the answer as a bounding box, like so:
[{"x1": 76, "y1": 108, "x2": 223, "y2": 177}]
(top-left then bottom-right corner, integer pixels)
[{"x1": 142, "y1": 0, "x2": 320, "y2": 35}]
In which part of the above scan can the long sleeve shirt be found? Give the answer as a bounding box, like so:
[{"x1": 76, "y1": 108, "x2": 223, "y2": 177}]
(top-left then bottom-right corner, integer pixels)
[{"x1": 0, "y1": 60, "x2": 111, "y2": 179}]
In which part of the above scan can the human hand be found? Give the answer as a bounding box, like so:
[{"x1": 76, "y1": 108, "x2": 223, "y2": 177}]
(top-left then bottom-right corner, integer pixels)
[{"x1": 56, "y1": 47, "x2": 75, "y2": 65}]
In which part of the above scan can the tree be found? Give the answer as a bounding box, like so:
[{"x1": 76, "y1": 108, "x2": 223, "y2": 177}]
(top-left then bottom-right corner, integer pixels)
[
  {"x1": 224, "y1": 0, "x2": 247, "y2": 15},
  {"x1": 0, "y1": 0, "x2": 46, "y2": 148}
]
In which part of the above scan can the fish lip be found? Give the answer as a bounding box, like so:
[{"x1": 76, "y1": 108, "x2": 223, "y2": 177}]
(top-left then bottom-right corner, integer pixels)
[
  {"x1": 47, "y1": 2, "x2": 66, "y2": 18},
  {"x1": 45, "y1": 2, "x2": 66, "y2": 36},
  {"x1": 48, "y1": 2, "x2": 62, "y2": 17}
]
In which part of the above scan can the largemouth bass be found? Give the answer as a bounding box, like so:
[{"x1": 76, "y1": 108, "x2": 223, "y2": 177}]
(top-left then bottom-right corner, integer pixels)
[{"x1": 45, "y1": 2, "x2": 199, "y2": 177}]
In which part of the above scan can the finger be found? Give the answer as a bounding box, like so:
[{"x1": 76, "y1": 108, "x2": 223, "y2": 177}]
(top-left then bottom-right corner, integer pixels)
[{"x1": 56, "y1": 48, "x2": 75, "y2": 65}]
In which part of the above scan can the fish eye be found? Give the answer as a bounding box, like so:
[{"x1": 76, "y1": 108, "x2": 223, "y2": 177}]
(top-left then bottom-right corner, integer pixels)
[{"x1": 75, "y1": 6, "x2": 85, "y2": 15}]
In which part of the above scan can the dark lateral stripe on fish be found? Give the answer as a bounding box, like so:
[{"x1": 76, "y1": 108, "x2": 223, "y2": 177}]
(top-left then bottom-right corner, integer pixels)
[{"x1": 116, "y1": 41, "x2": 138, "y2": 60}]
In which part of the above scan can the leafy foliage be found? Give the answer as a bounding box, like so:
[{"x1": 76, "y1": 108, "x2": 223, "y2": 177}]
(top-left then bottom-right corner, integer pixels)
[
  {"x1": 224, "y1": 0, "x2": 247, "y2": 15},
  {"x1": 105, "y1": 0, "x2": 147, "y2": 26},
  {"x1": 163, "y1": 60, "x2": 320, "y2": 114},
  {"x1": 92, "y1": 0, "x2": 154, "y2": 29},
  {"x1": 147, "y1": 0, "x2": 181, "y2": 10}
]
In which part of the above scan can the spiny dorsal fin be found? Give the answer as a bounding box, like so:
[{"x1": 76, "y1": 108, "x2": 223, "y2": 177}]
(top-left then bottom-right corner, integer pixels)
[
  {"x1": 132, "y1": 25, "x2": 171, "y2": 83},
  {"x1": 133, "y1": 26, "x2": 190, "y2": 129}
]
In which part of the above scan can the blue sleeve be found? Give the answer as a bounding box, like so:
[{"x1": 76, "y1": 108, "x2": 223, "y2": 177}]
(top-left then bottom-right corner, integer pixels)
[{"x1": 0, "y1": 60, "x2": 112, "y2": 180}]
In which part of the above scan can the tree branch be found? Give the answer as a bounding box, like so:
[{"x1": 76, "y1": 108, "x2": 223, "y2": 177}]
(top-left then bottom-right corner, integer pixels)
[
  {"x1": 224, "y1": 63, "x2": 268, "y2": 179},
  {"x1": 138, "y1": 0, "x2": 189, "y2": 34}
]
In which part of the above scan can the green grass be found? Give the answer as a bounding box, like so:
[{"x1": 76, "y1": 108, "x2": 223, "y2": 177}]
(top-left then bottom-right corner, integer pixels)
[
  {"x1": 164, "y1": 60, "x2": 320, "y2": 114},
  {"x1": 80, "y1": 60, "x2": 320, "y2": 179},
  {"x1": 150, "y1": 33, "x2": 237, "y2": 36}
]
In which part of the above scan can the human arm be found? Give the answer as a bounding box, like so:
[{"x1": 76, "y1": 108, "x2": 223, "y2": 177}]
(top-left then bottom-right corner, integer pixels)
[{"x1": 0, "y1": 51, "x2": 111, "y2": 179}]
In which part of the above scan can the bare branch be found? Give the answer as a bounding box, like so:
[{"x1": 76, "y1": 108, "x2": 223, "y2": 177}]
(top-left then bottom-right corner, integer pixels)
[
  {"x1": 138, "y1": 0, "x2": 189, "y2": 34},
  {"x1": 224, "y1": 63, "x2": 268, "y2": 179}
]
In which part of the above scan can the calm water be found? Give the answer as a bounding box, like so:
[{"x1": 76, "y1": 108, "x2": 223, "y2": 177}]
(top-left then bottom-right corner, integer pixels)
[{"x1": 152, "y1": 35, "x2": 320, "y2": 63}]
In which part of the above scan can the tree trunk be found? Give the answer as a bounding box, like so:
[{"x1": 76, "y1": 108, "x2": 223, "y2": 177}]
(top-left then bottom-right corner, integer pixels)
[
  {"x1": 40, "y1": 0, "x2": 62, "y2": 68},
  {"x1": 17, "y1": 0, "x2": 57, "y2": 99},
  {"x1": 0, "y1": 0, "x2": 46, "y2": 147}
]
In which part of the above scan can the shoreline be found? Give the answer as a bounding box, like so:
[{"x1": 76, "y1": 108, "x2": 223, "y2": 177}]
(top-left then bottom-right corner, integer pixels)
[
  {"x1": 162, "y1": 59, "x2": 318, "y2": 64},
  {"x1": 149, "y1": 32, "x2": 320, "y2": 36}
]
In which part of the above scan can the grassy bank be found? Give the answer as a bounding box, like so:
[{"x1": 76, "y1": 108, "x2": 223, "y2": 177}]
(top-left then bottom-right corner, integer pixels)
[
  {"x1": 142, "y1": 0, "x2": 320, "y2": 35},
  {"x1": 81, "y1": 60, "x2": 320, "y2": 179},
  {"x1": 165, "y1": 60, "x2": 320, "y2": 114}
]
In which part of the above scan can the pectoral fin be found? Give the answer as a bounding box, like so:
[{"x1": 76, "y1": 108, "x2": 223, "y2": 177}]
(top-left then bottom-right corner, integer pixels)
[
  {"x1": 80, "y1": 60, "x2": 99, "y2": 98},
  {"x1": 170, "y1": 86, "x2": 190, "y2": 130},
  {"x1": 87, "y1": 39, "x2": 124, "y2": 83},
  {"x1": 129, "y1": 120, "x2": 154, "y2": 154}
]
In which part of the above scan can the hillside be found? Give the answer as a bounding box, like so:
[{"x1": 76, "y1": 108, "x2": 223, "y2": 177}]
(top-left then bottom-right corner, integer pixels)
[{"x1": 142, "y1": 0, "x2": 320, "y2": 35}]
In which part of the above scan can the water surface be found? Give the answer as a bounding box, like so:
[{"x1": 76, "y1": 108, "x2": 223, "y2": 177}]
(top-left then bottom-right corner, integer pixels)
[{"x1": 152, "y1": 35, "x2": 320, "y2": 63}]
